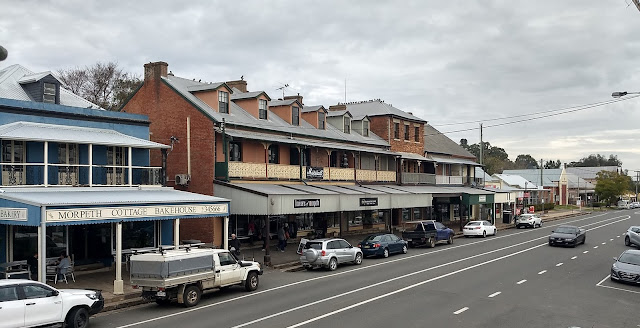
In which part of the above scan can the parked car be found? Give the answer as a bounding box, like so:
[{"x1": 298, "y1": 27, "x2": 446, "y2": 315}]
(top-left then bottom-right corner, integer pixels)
[
  {"x1": 401, "y1": 220, "x2": 454, "y2": 248},
  {"x1": 0, "y1": 279, "x2": 103, "y2": 328},
  {"x1": 515, "y1": 213, "x2": 542, "y2": 228},
  {"x1": 357, "y1": 233, "x2": 408, "y2": 258},
  {"x1": 624, "y1": 226, "x2": 640, "y2": 247},
  {"x1": 299, "y1": 238, "x2": 363, "y2": 271},
  {"x1": 548, "y1": 225, "x2": 586, "y2": 247},
  {"x1": 610, "y1": 249, "x2": 640, "y2": 284},
  {"x1": 463, "y1": 220, "x2": 497, "y2": 238},
  {"x1": 617, "y1": 200, "x2": 632, "y2": 209},
  {"x1": 631, "y1": 202, "x2": 640, "y2": 209}
]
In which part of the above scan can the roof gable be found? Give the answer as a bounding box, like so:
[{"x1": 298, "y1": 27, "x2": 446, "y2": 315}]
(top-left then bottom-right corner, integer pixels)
[
  {"x1": 424, "y1": 124, "x2": 475, "y2": 158},
  {"x1": 343, "y1": 100, "x2": 426, "y2": 122}
]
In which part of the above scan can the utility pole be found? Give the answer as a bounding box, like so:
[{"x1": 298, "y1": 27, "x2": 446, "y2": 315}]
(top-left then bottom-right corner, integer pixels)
[
  {"x1": 635, "y1": 170, "x2": 640, "y2": 202},
  {"x1": 479, "y1": 123, "x2": 483, "y2": 170},
  {"x1": 540, "y1": 159, "x2": 543, "y2": 206}
]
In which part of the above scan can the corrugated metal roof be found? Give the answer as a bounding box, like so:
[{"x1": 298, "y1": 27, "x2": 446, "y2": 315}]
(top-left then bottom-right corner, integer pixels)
[
  {"x1": 17, "y1": 71, "x2": 57, "y2": 84},
  {"x1": 326, "y1": 110, "x2": 351, "y2": 117},
  {"x1": 566, "y1": 166, "x2": 620, "y2": 180},
  {"x1": 502, "y1": 169, "x2": 561, "y2": 187},
  {"x1": 430, "y1": 155, "x2": 479, "y2": 166},
  {"x1": 225, "y1": 183, "x2": 311, "y2": 195},
  {"x1": 231, "y1": 90, "x2": 269, "y2": 101},
  {"x1": 344, "y1": 100, "x2": 426, "y2": 122},
  {"x1": 186, "y1": 82, "x2": 226, "y2": 92},
  {"x1": 424, "y1": 124, "x2": 476, "y2": 158},
  {"x1": 301, "y1": 105, "x2": 324, "y2": 113},
  {"x1": 0, "y1": 121, "x2": 169, "y2": 148},
  {"x1": 268, "y1": 99, "x2": 298, "y2": 107},
  {"x1": 397, "y1": 152, "x2": 432, "y2": 161},
  {"x1": 493, "y1": 174, "x2": 540, "y2": 189},
  {"x1": 0, "y1": 64, "x2": 101, "y2": 109},
  {"x1": 0, "y1": 186, "x2": 228, "y2": 206}
]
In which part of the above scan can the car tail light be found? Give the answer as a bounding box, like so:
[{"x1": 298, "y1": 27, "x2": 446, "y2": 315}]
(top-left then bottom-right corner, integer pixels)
[
  {"x1": 373, "y1": 243, "x2": 381, "y2": 248},
  {"x1": 475, "y1": 227, "x2": 481, "y2": 229},
  {"x1": 321, "y1": 250, "x2": 326, "y2": 256},
  {"x1": 158, "y1": 287, "x2": 165, "y2": 291},
  {"x1": 132, "y1": 285, "x2": 138, "y2": 289}
]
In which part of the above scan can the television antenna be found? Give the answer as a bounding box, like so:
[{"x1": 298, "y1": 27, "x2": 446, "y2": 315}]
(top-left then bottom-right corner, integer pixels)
[
  {"x1": 276, "y1": 83, "x2": 289, "y2": 99},
  {"x1": 627, "y1": 0, "x2": 640, "y2": 11}
]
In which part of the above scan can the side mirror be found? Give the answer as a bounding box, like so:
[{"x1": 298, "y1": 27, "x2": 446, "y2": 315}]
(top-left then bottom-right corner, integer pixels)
[
  {"x1": 613, "y1": 257, "x2": 618, "y2": 261},
  {"x1": 551, "y1": 230, "x2": 555, "y2": 233},
  {"x1": 51, "y1": 290, "x2": 59, "y2": 296}
]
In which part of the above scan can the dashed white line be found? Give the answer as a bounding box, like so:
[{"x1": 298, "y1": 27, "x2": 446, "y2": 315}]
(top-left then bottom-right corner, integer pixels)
[
  {"x1": 517, "y1": 279, "x2": 527, "y2": 285},
  {"x1": 610, "y1": 239, "x2": 614, "y2": 241},
  {"x1": 583, "y1": 251, "x2": 589, "y2": 253},
  {"x1": 594, "y1": 246, "x2": 599, "y2": 249},
  {"x1": 617, "y1": 235, "x2": 621, "y2": 238},
  {"x1": 556, "y1": 263, "x2": 563, "y2": 267},
  {"x1": 602, "y1": 242, "x2": 606, "y2": 245},
  {"x1": 571, "y1": 256, "x2": 577, "y2": 260},
  {"x1": 538, "y1": 270, "x2": 547, "y2": 275},
  {"x1": 453, "y1": 307, "x2": 469, "y2": 315},
  {"x1": 488, "y1": 292, "x2": 501, "y2": 298}
]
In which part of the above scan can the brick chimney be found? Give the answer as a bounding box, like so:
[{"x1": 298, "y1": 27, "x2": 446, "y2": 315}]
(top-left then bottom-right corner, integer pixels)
[
  {"x1": 329, "y1": 104, "x2": 347, "y2": 111},
  {"x1": 144, "y1": 62, "x2": 168, "y2": 82},
  {"x1": 284, "y1": 93, "x2": 303, "y2": 106},
  {"x1": 227, "y1": 79, "x2": 247, "y2": 93}
]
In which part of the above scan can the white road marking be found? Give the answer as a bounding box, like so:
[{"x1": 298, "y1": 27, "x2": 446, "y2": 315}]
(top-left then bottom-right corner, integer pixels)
[
  {"x1": 596, "y1": 275, "x2": 640, "y2": 295},
  {"x1": 488, "y1": 291, "x2": 501, "y2": 298},
  {"x1": 517, "y1": 279, "x2": 527, "y2": 284},
  {"x1": 571, "y1": 256, "x2": 577, "y2": 260},
  {"x1": 583, "y1": 251, "x2": 589, "y2": 253},
  {"x1": 594, "y1": 246, "x2": 599, "y2": 249},
  {"x1": 538, "y1": 270, "x2": 547, "y2": 274},
  {"x1": 453, "y1": 307, "x2": 469, "y2": 315},
  {"x1": 113, "y1": 213, "x2": 629, "y2": 328},
  {"x1": 602, "y1": 242, "x2": 606, "y2": 245},
  {"x1": 617, "y1": 235, "x2": 621, "y2": 238},
  {"x1": 610, "y1": 239, "x2": 614, "y2": 241},
  {"x1": 556, "y1": 263, "x2": 563, "y2": 267}
]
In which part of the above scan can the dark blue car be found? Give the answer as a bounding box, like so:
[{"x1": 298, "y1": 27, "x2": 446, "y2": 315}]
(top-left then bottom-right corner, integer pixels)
[{"x1": 357, "y1": 233, "x2": 408, "y2": 258}]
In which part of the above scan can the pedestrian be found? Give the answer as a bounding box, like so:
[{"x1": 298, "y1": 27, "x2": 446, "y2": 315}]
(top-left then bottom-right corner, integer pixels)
[
  {"x1": 229, "y1": 233, "x2": 241, "y2": 257},
  {"x1": 262, "y1": 224, "x2": 268, "y2": 251},
  {"x1": 248, "y1": 220, "x2": 256, "y2": 246},
  {"x1": 26, "y1": 252, "x2": 38, "y2": 280},
  {"x1": 278, "y1": 225, "x2": 286, "y2": 252}
]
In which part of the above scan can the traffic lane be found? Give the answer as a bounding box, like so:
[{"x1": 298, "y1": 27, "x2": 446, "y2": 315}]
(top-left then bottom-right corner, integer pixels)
[{"x1": 92, "y1": 213, "x2": 624, "y2": 327}]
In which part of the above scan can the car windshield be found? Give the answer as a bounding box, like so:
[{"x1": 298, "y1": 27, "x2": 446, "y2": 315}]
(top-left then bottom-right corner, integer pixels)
[
  {"x1": 618, "y1": 253, "x2": 640, "y2": 265},
  {"x1": 363, "y1": 235, "x2": 383, "y2": 242},
  {"x1": 555, "y1": 227, "x2": 576, "y2": 234},
  {"x1": 466, "y1": 222, "x2": 481, "y2": 226}
]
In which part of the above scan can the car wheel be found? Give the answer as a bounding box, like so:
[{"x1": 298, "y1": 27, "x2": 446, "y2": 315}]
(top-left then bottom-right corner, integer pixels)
[
  {"x1": 428, "y1": 237, "x2": 436, "y2": 248},
  {"x1": 305, "y1": 266, "x2": 314, "y2": 271},
  {"x1": 482, "y1": 231, "x2": 487, "y2": 238},
  {"x1": 548, "y1": 241, "x2": 553, "y2": 246},
  {"x1": 402, "y1": 245, "x2": 408, "y2": 254},
  {"x1": 447, "y1": 234, "x2": 453, "y2": 244},
  {"x1": 625, "y1": 236, "x2": 631, "y2": 246},
  {"x1": 582, "y1": 236, "x2": 586, "y2": 244},
  {"x1": 494, "y1": 228, "x2": 497, "y2": 236},
  {"x1": 65, "y1": 307, "x2": 89, "y2": 328},
  {"x1": 353, "y1": 252, "x2": 363, "y2": 265},
  {"x1": 464, "y1": 235, "x2": 469, "y2": 238},
  {"x1": 183, "y1": 285, "x2": 201, "y2": 307},
  {"x1": 383, "y1": 248, "x2": 389, "y2": 258},
  {"x1": 328, "y1": 257, "x2": 338, "y2": 271},
  {"x1": 245, "y1": 271, "x2": 259, "y2": 291},
  {"x1": 408, "y1": 241, "x2": 414, "y2": 248}
]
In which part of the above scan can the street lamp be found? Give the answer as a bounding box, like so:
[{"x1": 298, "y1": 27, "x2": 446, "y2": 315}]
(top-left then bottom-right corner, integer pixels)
[{"x1": 612, "y1": 91, "x2": 640, "y2": 98}]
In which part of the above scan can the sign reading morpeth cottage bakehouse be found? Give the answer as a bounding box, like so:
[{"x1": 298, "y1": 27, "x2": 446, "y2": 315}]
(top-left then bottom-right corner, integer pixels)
[
  {"x1": 45, "y1": 204, "x2": 228, "y2": 222},
  {"x1": 360, "y1": 198, "x2": 378, "y2": 206},
  {"x1": 294, "y1": 199, "x2": 321, "y2": 208}
]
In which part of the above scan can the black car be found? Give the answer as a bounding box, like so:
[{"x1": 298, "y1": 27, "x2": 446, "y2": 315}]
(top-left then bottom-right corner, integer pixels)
[
  {"x1": 548, "y1": 225, "x2": 586, "y2": 247},
  {"x1": 611, "y1": 249, "x2": 640, "y2": 284},
  {"x1": 357, "y1": 233, "x2": 408, "y2": 258}
]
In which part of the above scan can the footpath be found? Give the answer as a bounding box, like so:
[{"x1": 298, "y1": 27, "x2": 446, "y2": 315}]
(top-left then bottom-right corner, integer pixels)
[{"x1": 99, "y1": 208, "x2": 599, "y2": 312}]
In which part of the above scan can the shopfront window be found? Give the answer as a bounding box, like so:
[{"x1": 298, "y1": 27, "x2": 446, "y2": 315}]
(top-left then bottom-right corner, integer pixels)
[
  {"x1": 413, "y1": 208, "x2": 422, "y2": 220},
  {"x1": 118, "y1": 221, "x2": 155, "y2": 249},
  {"x1": 12, "y1": 226, "x2": 68, "y2": 261},
  {"x1": 402, "y1": 208, "x2": 410, "y2": 222}
]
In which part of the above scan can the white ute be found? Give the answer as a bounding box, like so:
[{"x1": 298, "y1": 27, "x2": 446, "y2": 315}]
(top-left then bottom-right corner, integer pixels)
[
  {"x1": 0, "y1": 279, "x2": 103, "y2": 328},
  {"x1": 130, "y1": 247, "x2": 263, "y2": 307}
]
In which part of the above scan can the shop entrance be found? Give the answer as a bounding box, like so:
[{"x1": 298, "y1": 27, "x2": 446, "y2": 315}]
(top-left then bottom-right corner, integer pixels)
[{"x1": 70, "y1": 224, "x2": 112, "y2": 266}]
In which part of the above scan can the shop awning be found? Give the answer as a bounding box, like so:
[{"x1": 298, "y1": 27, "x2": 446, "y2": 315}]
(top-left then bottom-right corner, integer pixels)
[
  {"x1": 428, "y1": 155, "x2": 479, "y2": 166},
  {"x1": 396, "y1": 152, "x2": 433, "y2": 162}
]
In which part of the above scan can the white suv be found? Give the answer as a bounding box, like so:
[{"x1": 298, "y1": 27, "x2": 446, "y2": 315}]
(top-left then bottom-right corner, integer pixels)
[
  {"x1": 0, "y1": 279, "x2": 103, "y2": 328},
  {"x1": 299, "y1": 238, "x2": 363, "y2": 271},
  {"x1": 515, "y1": 214, "x2": 542, "y2": 228}
]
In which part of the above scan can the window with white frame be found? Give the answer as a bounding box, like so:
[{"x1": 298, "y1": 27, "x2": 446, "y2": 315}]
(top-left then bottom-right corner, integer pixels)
[
  {"x1": 107, "y1": 146, "x2": 127, "y2": 185},
  {"x1": 259, "y1": 99, "x2": 268, "y2": 119},
  {"x1": 344, "y1": 117, "x2": 351, "y2": 133},
  {"x1": 394, "y1": 122, "x2": 400, "y2": 139},
  {"x1": 318, "y1": 111, "x2": 325, "y2": 129},
  {"x1": 43, "y1": 83, "x2": 56, "y2": 103},
  {"x1": 268, "y1": 144, "x2": 279, "y2": 164},
  {"x1": 219, "y1": 91, "x2": 229, "y2": 113},
  {"x1": 57, "y1": 143, "x2": 79, "y2": 185},
  {"x1": 292, "y1": 106, "x2": 300, "y2": 126},
  {"x1": 363, "y1": 120, "x2": 370, "y2": 137},
  {"x1": 1, "y1": 140, "x2": 25, "y2": 185}
]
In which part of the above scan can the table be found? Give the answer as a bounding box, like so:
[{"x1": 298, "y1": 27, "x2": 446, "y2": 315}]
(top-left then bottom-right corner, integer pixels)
[{"x1": 0, "y1": 261, "x2": 30, "y2": 279}]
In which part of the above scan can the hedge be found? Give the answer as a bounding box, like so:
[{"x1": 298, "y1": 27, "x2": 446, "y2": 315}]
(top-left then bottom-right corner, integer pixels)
[{"x1": 533, "y1": 203, "x2": 555, "y2": 212}]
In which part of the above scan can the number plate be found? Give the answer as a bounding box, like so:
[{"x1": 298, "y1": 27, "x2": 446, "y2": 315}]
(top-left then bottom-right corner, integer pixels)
[
  {"x1": 156, "y1": 291, "x2": 166, "y2": 297},
  {"x1": 363, "y1": 245, "x2": 370, "y2": 249}
]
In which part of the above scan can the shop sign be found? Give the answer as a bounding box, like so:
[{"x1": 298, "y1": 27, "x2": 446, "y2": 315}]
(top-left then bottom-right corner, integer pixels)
[
  {"x1": 478, "y1": 195, "x2": 486, "y2": 202},
  {"x1": 45, "y1": 203, "x2": 228, "y2": 222},
  {"x1": 360, "y1": 198, "x2": 378, "y2": 206},
  {"x1": 306, "y1": 167, "x2": 324, "y2": 179},
  {"x1": 294, "y1": 199, "x2": 321, "y2": 208},
  {"x1": 0, "y1": 208, "x2": 28, "y2": 221}
]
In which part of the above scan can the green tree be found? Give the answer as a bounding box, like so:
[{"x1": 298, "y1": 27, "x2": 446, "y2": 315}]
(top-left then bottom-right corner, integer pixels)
[
  {"x1": 568, "y1": 154, "x2": 622, "y2": 167},
  {"x1": 514, "y1": 154, "x2": 540, "y2": 169},
  {"x1": 544, "y1": 159, "x2": 561, "y2": 169},
  {"x1": 595, "y1": 171, "x2": 632, "y2": 206}
]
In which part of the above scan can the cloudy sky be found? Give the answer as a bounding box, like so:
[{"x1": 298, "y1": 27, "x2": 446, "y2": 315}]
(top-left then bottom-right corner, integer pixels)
[{"x1": 3, "y1": 1, "x2": 640, "y2": 171}]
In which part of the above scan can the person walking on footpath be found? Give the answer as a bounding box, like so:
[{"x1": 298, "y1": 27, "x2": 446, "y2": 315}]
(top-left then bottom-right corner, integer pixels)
[
  {"x1": 261, "y1": 224, "x2": 268, "y2": 251},
  {"x1": 229, "y1": 233, "x2": 241, "y2": 257},
  {"x1": 278, "y1": 225, "x2": 286, "y2": 252}
]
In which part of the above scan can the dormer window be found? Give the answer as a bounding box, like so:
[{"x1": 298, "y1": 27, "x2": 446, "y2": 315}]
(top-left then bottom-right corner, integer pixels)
[
  {"x1": 363, "y1": 121, "x2": 369, "y2": 137},
  {"x1": 43, "y1": 83, "x2": 56, "y2": 104},
  {"x1": 318, "y1": 111, "x2": 325, "y2": 129},
  {"x1": 292, "y1": 106, "x2": 300, "y2": 126},
  {"x1": 344, "y1": 117, "x2": 351, "y2": 134},
  {"x1": 259, "y1": 99, "x2": 268, "y2": 119},
  {"x1": 219, "y1": 91, "x2": 229, "y2": 113}
]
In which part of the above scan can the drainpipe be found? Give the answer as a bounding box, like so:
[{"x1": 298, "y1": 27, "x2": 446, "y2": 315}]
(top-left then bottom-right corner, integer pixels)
[
  {"x1": 187, "y1": 117, "x2": 192, "y2": 178},
  {"x1": 222, "y1": 119, "x2": 228, "y2": 181},
  {"x1": 38, "y1": 206, "x2": 46, "y2": 282}
]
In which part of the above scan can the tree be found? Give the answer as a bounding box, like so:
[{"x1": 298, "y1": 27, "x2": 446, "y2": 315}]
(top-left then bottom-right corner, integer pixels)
[
  {"x1": 544, "y1": 160, "x2": 561, "y2": 169},
  {"x1": 514, "y1": 154, "x2": 539, "y2": 169},
  {"x1": 595, "y1": 171, "x2": 632, "y2": 206},
  {"x1": 568, "y1": 154, "x2": 622, "y2": 167},
  {"x1": 58, "y1": 62, "x2": 141, "y2": 111}
]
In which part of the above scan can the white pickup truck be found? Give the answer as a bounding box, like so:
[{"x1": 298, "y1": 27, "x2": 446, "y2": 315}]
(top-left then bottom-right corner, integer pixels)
[
  {"x1": 130, "y1": 247, "x2": 263, "y2": 307},
  {"x1": 0, "y1": 279, "x2": 103, "y2": 328}
]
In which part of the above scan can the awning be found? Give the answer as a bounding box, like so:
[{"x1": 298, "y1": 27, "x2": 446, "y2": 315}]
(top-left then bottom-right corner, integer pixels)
[
  {"x1": 396, "y1": 152, "x2": 432, "y2": 162},
  {"x1": 429, "y1": 155, "x2": 479, "y2": 166},
  {"x1": 0, "y1": 186, "x2": 229, "y2": 226},
  {"x1": 0, "y1": 121, "x2": 169, "y2": 149}
]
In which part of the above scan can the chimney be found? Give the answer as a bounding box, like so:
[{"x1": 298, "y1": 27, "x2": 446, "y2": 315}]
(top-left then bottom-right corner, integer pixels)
[
  {"x1": 226, "y1": 79, "x2": 247, "y2": 93},
  {"x1": 144, "y1": 61, "x2": 168, "y2": 82},
  {"x1": 329, "y1": 104, "x2": 347, "y2": 111},
  {"x1": 284, "y1": 93, "x2": 303, "y2": 106}
]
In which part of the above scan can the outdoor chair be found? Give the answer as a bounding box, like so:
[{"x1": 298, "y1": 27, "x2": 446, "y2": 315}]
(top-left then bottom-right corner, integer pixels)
[{"x1": 54, "y1": 262, "x2": 75, "y2": 284}]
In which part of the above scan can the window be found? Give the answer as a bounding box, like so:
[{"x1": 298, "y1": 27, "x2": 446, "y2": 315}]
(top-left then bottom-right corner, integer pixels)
[
  {"x1": 292, "y1": 106, "x2": 300, "y2": 126},
  {"x1": 0, "y1": 286, "x2": 19, "y2": 302},
  {"x1": 344, "y1": 118, "x2": 351, "y2": 133},
  {"x1": 218, "y1": 252, "x2": 236, "y2": 266},
  {"x1": 2, "y1": 140, "x2": 24, "y2": 164},
  {"x1": 338, "y1": 240, "x2": 351, "y2": 248},
  {"x1": 219, "y1": 91, "x2": 229, "y2": 113},
  {"x1": 107, "y1": 146, "x2": 127, "y2": 185},
  {"x1": 414, "y1": 126, "x2": 420, "y2": 142},
  {"x1": 2, "y1": 140, "x2": 25, "y2": 185},
  {"x1": 118, "y1": 221, "x2": 155, "y2": 249},
  {"x1": 229, "y1": 142, "x2": 242, "y2": 161},
  {"x1": 435, "y1": 222, "x2": 446, "y2": 230},
  {"x1": 404, "y1": 124, "x2": 409, "y2": 140},
  {"x1": 318, "y1": 111, "x2": 325, "y2": 129},
  {"x1": 259, "y1": 99, "x2": 268, "y2": 119},
  {"x1": 23, "y1": 284, "x2": 56, "y2": 299},
  {"x1": 327, "y1": 241, "x2": 340, "y2": 249},
  {"x1": 394, "y1": 123, "x2": 400, "y2": 139},
  {"x1": 268, "y1": 144, "x2": 279, "y2": 164},
  {"x1": 363, "y1": 121, "x2": 369, "y2": 137},
  {"x1": 58, "y1": 143, "x2": 78, "y2": 165},
  {"x1": 43, "y1": 82, "x2": 56, "y2": 103}
]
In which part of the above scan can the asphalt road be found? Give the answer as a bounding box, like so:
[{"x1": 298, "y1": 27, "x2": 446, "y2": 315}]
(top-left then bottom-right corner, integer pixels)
[{"x1": 91, "y1": 210, "x2": 640, "y2": 328}]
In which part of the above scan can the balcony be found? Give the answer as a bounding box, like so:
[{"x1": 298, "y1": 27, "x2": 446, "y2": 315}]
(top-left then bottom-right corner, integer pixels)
[
  {"x1": 225, "y1": 162, "x2": 396, "y2": 182},
  {"x1": 436, "y1": 175, "x2": 464, "y2": 185},
  {"x1": 401, "y1": 172, "x2": 436, "y2": 184},
  {"x1": 0, "y1": 163, "x2": 163, "y2": 186}
]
